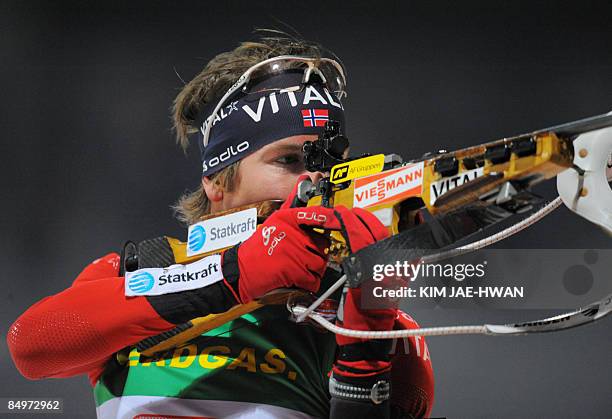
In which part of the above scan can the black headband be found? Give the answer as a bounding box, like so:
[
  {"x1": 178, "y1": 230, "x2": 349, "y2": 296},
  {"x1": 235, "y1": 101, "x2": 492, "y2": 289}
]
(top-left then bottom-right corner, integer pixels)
[{"x1": 197, "y1": 72, "x2": 346, "y2": 177}]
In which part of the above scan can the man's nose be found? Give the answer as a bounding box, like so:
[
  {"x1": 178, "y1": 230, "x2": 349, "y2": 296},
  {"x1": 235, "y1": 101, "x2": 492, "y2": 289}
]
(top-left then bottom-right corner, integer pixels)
[{"x1": 304, "y1": 171, "x2": 324, "y2": 184}]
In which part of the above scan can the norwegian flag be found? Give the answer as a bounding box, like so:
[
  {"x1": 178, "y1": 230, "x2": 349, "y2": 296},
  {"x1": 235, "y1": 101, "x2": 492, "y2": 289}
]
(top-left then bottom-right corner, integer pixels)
[{"x1": 302, "y1": 109, "x2": 329, "y2": 127}]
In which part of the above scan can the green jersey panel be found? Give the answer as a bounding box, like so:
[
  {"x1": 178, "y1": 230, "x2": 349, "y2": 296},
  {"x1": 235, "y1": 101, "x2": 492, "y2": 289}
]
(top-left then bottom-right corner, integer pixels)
[{"x1": 94, "y1": 305, "x2": 337, "y2": 418}]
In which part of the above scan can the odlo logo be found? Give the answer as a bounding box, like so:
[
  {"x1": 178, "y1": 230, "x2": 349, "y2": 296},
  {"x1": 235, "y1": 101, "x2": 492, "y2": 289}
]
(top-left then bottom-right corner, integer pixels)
[
  {"x1": 297, "y1": 211, "x2": 327, "y2": 223},
  {"x1": 128, "y1": 272, "x2": 155, "y2": 294},
  {"x1": 202, "y1": 141, "x2": 249, "y2": 172},
  {"x1": 262, "y1": 225, "x2": 286, "y2": 256},
  {"x1": 188, "y1": 225, "x2": 207, "y2": 252},
  {"x1": 262, "y1": 226, "x2": 276, "y2": 246}
]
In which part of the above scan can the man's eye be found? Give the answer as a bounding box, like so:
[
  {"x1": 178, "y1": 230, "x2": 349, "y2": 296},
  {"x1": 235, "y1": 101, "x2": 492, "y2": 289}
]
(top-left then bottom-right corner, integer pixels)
[{"x1": 276, "y1": 154, "x2": 301, "y2": 165}]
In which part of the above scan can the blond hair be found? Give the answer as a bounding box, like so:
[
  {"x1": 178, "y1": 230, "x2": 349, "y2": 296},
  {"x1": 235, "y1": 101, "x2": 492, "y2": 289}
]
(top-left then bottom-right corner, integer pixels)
[{"x1": 172, "y1": 32, "x2": 330, "y2": 225}]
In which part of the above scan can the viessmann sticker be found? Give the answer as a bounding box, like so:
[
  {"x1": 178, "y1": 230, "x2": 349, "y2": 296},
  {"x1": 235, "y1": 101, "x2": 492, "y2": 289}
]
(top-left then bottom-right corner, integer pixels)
[
  {"x1": 187, "y1": 207, "x2": 257, "y2": 257},
  {"x1": 125, "y1": 254, "x2": 223, "y2": 296},
  {"x1": 330, "y1": 154, "x2": 385, "y2": 184},
  {"x1": 353, "y1": 162, "x2": 424, "y2": 208}
]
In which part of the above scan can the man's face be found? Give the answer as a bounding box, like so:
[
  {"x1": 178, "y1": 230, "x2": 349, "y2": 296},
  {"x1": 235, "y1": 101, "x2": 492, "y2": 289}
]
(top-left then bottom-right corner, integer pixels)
[{"x1": 206, "y1": 135, "x2": 323, "y2": 211}]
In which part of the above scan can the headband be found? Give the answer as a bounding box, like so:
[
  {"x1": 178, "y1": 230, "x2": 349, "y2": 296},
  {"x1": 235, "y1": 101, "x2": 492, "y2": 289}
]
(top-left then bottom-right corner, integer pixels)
[{"x1": 196, "y1": 73, "x2": 346, "y2": 177}]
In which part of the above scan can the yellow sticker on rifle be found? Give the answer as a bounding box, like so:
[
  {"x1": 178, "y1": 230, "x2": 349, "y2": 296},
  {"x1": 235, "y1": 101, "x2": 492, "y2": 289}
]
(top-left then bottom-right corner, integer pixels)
[{"x1": 330, "y1": 154, "x2": 385, "y2": 184}]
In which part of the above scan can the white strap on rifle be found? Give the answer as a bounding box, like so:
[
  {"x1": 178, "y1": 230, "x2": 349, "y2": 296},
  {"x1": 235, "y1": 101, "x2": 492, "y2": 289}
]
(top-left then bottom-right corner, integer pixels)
[{"x1": 291, "y1": 293, "x2": 612, "y2": 338}]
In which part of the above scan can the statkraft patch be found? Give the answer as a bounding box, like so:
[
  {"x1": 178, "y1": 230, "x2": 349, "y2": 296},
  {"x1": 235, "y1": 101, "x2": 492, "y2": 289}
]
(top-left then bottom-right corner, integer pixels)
[
  {"x1": 353, "y1": 162, "x2": 424, "y2": 208},
  {"x1": 429, "y1": 167, "x2": 484, "y2": 205},
  {"x1": 330, "y1": 154, "x2": 385, "y2": 184},
  {"x1": 125, "y1": 254, "x2": 223, "y2": 296},
  {"x1": 186, "y1": 207, "x2": 257, "y2": 257}
]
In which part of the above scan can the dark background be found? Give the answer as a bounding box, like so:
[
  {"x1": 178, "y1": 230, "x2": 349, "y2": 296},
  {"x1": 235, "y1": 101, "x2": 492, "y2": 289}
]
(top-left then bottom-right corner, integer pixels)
[{"x1": 1, "y1": 1, "x2": 611, "y2": 418}]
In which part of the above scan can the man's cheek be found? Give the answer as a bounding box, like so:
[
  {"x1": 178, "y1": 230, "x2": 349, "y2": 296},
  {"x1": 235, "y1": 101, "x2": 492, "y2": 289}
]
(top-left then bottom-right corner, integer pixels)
[
  {"x1": 262, "y1": 172, "x2": 300, "y2": 201},
  {"x1": 252, "y1": 176, "x2": 289, "y2": 201},
  {"x1": 269, "y1": 184, "x2": 293, "y2": 202}
]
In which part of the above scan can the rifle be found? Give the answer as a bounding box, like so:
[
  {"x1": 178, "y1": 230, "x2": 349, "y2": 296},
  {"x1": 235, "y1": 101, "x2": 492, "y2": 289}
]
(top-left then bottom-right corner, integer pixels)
[{"x1": 135, "y1": 112, "x2": 612, "y2": 357}]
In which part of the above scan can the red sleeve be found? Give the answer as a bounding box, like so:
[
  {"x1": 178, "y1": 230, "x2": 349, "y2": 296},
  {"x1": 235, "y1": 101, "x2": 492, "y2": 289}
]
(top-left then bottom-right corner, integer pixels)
[
  {"x1": 390, "y1": 310, "x2": 435, "y2": 419},
  {"x1": 6, "y1": 253, "x2": 175, "y2": 385}
]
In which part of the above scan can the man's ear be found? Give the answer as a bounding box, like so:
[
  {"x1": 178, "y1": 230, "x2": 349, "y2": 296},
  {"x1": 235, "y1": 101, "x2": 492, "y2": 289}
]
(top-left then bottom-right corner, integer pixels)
[{"x1": 202, "y1": 176, "x2": 223, "y2": 202}]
